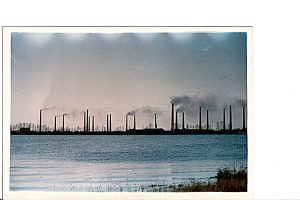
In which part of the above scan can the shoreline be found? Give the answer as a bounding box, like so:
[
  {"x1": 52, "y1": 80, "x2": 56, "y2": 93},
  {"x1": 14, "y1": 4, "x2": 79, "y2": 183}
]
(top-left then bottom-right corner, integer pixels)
[{"x1": 11, "y1": 129, "x2": 247, "y2": 135}]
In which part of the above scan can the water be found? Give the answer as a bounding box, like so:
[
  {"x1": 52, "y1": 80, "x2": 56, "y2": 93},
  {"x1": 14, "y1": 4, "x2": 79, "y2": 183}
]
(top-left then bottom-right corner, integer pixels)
[{"x1": 10, "y1": 134, "x2": 247, "y2": 192}]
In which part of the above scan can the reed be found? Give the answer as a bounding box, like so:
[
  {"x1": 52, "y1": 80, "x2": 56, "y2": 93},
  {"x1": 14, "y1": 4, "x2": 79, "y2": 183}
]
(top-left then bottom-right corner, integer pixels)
[{"x1": 150, "y1": 167, "x2": 247, "y2": 192}]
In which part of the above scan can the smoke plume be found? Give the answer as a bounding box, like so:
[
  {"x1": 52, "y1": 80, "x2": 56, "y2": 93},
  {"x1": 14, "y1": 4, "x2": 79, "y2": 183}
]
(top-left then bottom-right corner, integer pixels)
[
  {"x1": 41, "y1": 106, "x2": 66, "y2": 111},
  {"x1": 170, "y1": 95, "x2": 219, "y2": 117},
  {"x1": 235, "y1": 98, "x2": 247, "y2": 107},
  {"x1": 127, "y1": 106, "x2": 162, "y2": 117},
  {"x1": 67, "y1": 109, "x2": 85, "y2": 118}
]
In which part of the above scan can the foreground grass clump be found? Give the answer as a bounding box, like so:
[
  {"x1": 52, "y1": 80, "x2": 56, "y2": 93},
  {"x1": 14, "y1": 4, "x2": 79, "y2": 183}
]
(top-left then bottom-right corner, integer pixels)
[{"x1": 151, "y1": 167, "x2": 247, "y2": 192}]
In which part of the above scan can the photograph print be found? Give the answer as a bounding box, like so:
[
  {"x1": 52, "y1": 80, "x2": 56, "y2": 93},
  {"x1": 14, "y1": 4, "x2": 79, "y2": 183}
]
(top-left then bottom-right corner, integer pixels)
[{"x1": 3, "y1": 27, "x2": 251, "y2": 197}]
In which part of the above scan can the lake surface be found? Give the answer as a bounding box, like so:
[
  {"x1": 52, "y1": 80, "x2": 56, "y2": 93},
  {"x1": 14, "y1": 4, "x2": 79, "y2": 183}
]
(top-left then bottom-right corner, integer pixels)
[{"x1": 10, "y1": 134, "x2": 247, "y2": 192}]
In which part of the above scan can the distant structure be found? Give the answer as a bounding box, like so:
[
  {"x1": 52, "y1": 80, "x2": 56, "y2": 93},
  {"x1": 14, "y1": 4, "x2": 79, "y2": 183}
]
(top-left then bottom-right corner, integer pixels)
[
  {"x1": 62, "y1": 114, "x2": 67, "y2": 133},
  {"x1": 86, "y1": 109, "x2": 89, "y2": 132},
  {"x1": 88, "y1": 116, "x2": 91, "y2": 132},
  {"x1": 54, "y1": 115, "x2": 57, "y2": 132},
  {"x1": 125, "y1": 115, "x2": 128, "y2": 131},
  {"x1": 92, "y1": 116, "x2": 95, "y2": 132},
  {"x1": 206, "y1": 110, "x2": 209, "y2": 130},
  {"x1": 171, "y1": 104, "x2": 174, "y2": 132},
  {"x1": 223, "y1": 108, "x2": 226, "y2": 131},
  {"x1": 182, "y1": 112, "x2": 185, "y2": 130},
  {"x1": 83, "y1": 111, "x2": 86, "y2": 132},
  {"x1": 175, "y1": 111, "x2": 178, "y2": 130},
  {"x1": 20, "y1": 127, "x2": 30, "y2": 134},
  {"x1": 229, "y1": 105, "x2": 232, "y2": 131},
  {"x1": 109, "y1": 114, "x2": 112, "y2": 132},
  {"x1": 199, "y1": 107, "x2": 202, "y2": 130},
  {"x1": 106, "y1": 114, "x2": 109, "y2": 133},
  {"x1": 29, "y1": 98, "x2": 247, "y2": 135},
  {"x1": 39, "y1": 109, "x2": 42, "y2": 133},
  {"x1": 133, "y1": 115, "x2": 136, "y2": 130},
  {"x1": 154, "y1": 113, "x2": 157, "y2": 129}
]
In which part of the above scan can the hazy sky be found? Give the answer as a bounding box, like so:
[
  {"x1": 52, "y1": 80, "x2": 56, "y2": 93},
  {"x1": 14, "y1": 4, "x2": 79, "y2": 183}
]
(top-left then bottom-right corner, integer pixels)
[{"x1": 11, "y1": 32, "x2": 247, "y2": 130}]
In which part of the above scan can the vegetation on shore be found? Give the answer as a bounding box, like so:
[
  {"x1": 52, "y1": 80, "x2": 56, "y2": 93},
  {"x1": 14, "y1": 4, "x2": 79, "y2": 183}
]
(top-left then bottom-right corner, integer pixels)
[{"x1": 149, "y1": 167, "x2": 247, "y2": 192}]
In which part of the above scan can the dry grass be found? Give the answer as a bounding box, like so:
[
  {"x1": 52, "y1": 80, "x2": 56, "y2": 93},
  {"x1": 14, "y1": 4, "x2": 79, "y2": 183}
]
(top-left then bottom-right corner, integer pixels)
[{"x1": 150, "y1": 167, "x2": 247, "y2": 192}]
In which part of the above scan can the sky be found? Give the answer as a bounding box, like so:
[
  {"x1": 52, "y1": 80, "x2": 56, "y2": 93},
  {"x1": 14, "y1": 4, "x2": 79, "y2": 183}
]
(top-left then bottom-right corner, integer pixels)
[{"x1": 11, "y1": 31, "x2": 247, "y2": 131}]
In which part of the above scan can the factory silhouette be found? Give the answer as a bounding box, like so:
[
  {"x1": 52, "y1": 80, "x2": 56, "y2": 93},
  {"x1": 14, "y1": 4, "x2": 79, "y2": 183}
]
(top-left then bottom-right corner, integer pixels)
[{"x1": 12, "y1": 100, "x2": 247, "y2": 135}]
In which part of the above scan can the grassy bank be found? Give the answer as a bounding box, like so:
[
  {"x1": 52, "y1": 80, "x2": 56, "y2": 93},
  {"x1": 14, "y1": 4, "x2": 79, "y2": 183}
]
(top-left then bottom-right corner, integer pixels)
[{"x1": 149, "y1": 168, "x2": 247, "y2": 192}]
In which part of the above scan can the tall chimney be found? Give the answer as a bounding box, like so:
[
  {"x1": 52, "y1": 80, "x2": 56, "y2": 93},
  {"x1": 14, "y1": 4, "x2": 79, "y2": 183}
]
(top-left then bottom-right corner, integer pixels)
[
  {"x1": 89, "y1": 116, "x2": 91, "y2": 132},
  {"x1": 229, "y1": 105, "x2": 232, "y2": 131},
  {"x1": 243, "y1": 106, "x2": 245, "y2": 130},
  {"x1": 155, "y1": 113, "x2": 157, "y2": 129},
  {"x1": 92, "y1": 116, "x2": 95, "y2": 132},
  {"x1": 109, "y1": 114, "x2": 112, "y2": 132},
  {"x1": 62, "y1": 114, "x2": 65, "y2": 133},
  {"x1": 182, "y1": 112, "x2": 185, "y2": 130},
  {"x1": 83, "y1": 111, "x2": 86, "y2": 132},
  {"x1": 54, "y1": 116, "x2": 57, "y2": 132},
  {"x1": 175, "y1": 111, "x2": 178, "y2": 130},
  {"x1": 86, "y1": 109, "x2": 89, "y2": 132},
  {"x1": 206, "y1": 110, "x2": 209, "y2": 130},
  {"x1": 229, "y1": 105, "x2": 232, "y2": 130},
  {"x1": 199, "y1": 107, "x2": 202, "y2": 130},
  {"x1": 223, "y1": 108, "x2": 226, "y2": 131},
  {"x1": 39, "y1": 109, "x2": 42, "y2": 133},
  {"x1": 106, "y1": 114, "x2": 109, "y2": 133},
  {"x1": 126, "y1": 115, "x2": 128, "y2": 131},
  {"x1": 134, "y1": 115, "x2": 136, "y2": 130},
  {"x1": 171, "y1": 104, "x2": 174, "y2": 132},
  {"x1": 88, "y1": 116, "x2": 90, "y2": 132}
]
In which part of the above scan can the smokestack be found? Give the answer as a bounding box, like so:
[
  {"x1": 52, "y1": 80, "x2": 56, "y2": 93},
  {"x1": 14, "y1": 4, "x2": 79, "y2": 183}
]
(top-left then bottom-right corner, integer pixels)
[
  {"x1": 229, "y1": 105, "x2": 232, "y2": 131},
  {"x1": 83, "y1": 112, "x2": 86, "y2": 132},
  {"x1": 155, "y1": 113, "x2": 157, "y2": 129},
  {"x1": 243, "y1": 106, "x2": 246, "y2": 130},
  {"x1": 88, "y1": 116, "x2": 90, "y2": 132},
  {"x1": 182, "y1": 112, "x2": 185, "y2": 130},
  {"x1": 134, "y1": 115, "x2": 136, "y2": 130},
  {"x1": 106, "y1": 114, "x2": 109, "y2": 133},
  {"x1": 126, "y1": 115, "x2": 128, "y2": 131},
  {"x1": 223, "y1": 108, "x2": 226, "y2": 131},
  {"x1": 199, "y1": 107, "x2": 202, "y2": 130},
  {"x1": 171, "y1": 104, "x2": 174, "y2": 132},
  {"x1": 86, "y1": 109, "x2": 89, "y2": 132},
  {"x1": 39, "y1": 109, "x2": 42, "y2": 133},
  {"x1": 175, "y1": 111, "x2": 178, "y2": 130},
  {"x1": 92, "y1": 116, "x2": 94, "y2": 132},
  {"x1": 109, "y1": 114, "x2": 112, "y2": 132},
  {"x1": 54, "y1": 116, "x2": 57, "y2": 132},
  {"x1": 62, "y1": 114, "x2": 65, "y2": 133},
  {"x1": 206, "y1": 110, "x2": 209, "y2": 130}
]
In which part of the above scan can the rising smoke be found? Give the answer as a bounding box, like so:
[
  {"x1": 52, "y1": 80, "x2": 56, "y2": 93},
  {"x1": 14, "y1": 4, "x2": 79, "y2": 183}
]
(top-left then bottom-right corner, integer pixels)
[
  {"x1": 41, "y1": 106, "x2": 66, "y2": 111},
  {"x1": 170, "y1": 95, "x2": 246, "y2": 117},
  {"x1": 170, "y1": 95, "x2": 219, "y2": 117},
  {"x1": 127, "y1": 106, "x2": 163, "y2": 117},
  {"x1": 42, "y1": 106, "x2": 103, "y2": 118},
  {"x1": 235, "y1": 98, "x2": 247, "y2": 107}
]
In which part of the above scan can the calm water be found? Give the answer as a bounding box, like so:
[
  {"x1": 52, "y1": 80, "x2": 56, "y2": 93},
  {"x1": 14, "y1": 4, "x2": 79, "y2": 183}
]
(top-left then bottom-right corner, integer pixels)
[{"x1": 10, "y1": 134, "x2": 247, "y2": 192}]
